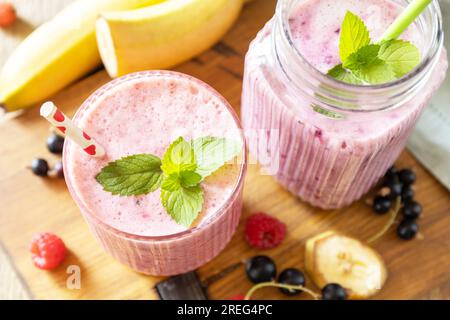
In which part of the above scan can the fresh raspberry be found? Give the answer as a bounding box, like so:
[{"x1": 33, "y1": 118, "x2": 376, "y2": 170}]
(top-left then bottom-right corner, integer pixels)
[
  {"x1": 29, "y1": 233, "x2": 67, "y2": 270},
  {"x1": 245, "y1": 212, "x2": 286, "y2": 249},
  {"x1": 0, "y1": 2, "x2": 17, "y2": 28}
]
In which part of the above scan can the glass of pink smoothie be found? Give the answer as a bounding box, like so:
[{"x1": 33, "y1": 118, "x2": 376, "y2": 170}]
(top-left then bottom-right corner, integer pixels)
[
  {"x1": 242, "y1": 0, "x2": 447, "y2": 209},
  {"x1": 63, "y1": 71, "x2": 246, "y2": 275}
]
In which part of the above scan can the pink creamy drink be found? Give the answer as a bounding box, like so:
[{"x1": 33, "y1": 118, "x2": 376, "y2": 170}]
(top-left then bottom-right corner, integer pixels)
[
  {"x1": 242, "y1": 0, "x2": 447, "y2": 209},
  {"x1": 63, "y1": 71, "x2": 246, "y2": 275}
]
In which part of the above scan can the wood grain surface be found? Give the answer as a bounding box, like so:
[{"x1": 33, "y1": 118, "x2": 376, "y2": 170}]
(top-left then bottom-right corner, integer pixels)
[{"x1": 0, "y1": 0, "x2": 449, "y2": 300}]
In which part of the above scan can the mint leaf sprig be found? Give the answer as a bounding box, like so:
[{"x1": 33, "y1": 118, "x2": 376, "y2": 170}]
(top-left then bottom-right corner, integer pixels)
[
  {"x1": 328, "y1": 11, "x2": 420, "y2": 85},
  {"x1": 96, "y1": 136, "x2": 242, "y2": 227}
]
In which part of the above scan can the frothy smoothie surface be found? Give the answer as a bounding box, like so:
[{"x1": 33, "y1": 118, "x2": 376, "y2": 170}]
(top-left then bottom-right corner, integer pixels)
[
  {"x1": 288, "y1": 0, "x2": 423, "y2": 73},
  {"x1": 65, "y1": 73, "x2": 242, "y2": 237}
]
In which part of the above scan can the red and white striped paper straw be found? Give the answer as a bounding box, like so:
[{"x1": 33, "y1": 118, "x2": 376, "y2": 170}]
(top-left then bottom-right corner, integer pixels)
[{"x1": 40, "y1": 102, "x2": 105, "y2": 158}]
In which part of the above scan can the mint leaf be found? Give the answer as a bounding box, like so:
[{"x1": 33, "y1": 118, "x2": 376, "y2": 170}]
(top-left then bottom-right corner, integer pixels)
[
  {"x1": 378, "y1": 39, "x2": 420, "y2": 77},
  {"x1": 327, "y1": 64, "x2": 363, "y2": 85},
  {"x1": 343, "y1": 44, "x2": 381, "y2": 70},
  {"x1": 161, "y1": 171, "x2": 202, "y2": 192},
  {"x1": 330, "y1": 44, "x2": 397, "y2": 85},
  {"x1": 329, "y1": 11, "x2": 421, "y2": 86},
  {"x1": 96, "y1": 135, "x2": 240, "y2": 228},
  {"x1": 328, "y1": 11, "x2": 420, "y2": 84},
  {"x1": 161, "y1": 185, "x2": 204, "y2": 227},
  {"x1": 179, "y1": 171, "x2": 202, "y2": 188},
  {"x1": 161, "y1": 173, "x2": 181, "y2": 192},
  {"x1": 96, "y1": 154, "x2": 163, "y2": 196},
  {"x1": 339, "y1": 11, "x2": 371, "y2": 62},
  {"x1": 161, "y1": 137, "x2": 196, "y2": 175},
  {"x1": 352, "y1": 59, "x2": 396, "y2": 84},
  {"x1": 192, "y1": 137, "x2": 242, "y2": 179}
]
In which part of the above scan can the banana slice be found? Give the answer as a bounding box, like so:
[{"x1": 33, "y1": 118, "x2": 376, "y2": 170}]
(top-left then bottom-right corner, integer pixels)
[{"x1": 305, "y1": 231, "x2": 387, "y2": 299}]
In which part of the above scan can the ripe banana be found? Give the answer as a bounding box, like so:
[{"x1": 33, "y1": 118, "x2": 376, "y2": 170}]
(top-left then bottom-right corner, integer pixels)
[
  {"x1": 305, "y1": 231, "x2": 387, "y2": 299},
  {"x1": 0, "y1": 0, "x2": 164, "y2": 112},
  {"x1": 96, "y1": 0, "x2": 244, "y2": 78}
]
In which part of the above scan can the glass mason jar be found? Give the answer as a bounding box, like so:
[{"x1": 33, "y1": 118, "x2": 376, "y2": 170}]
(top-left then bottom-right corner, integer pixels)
[{"x1": 241, "y1": 0, "x2": 447, "y2": 209}]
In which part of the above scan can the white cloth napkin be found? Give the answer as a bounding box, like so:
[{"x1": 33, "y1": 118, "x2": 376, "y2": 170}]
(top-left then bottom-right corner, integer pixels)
[{"x1": 407, "y1": 0, "x2": 450, "y2": 190}]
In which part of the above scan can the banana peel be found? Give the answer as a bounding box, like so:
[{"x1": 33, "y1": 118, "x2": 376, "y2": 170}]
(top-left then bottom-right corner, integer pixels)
[{"x1": 96, "y1": 0, "x2": 244, "y2": 77}]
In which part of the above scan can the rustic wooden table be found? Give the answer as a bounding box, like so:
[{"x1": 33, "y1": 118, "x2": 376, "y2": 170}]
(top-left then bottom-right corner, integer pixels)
[{"x1": 1, "y1": 0, "x2": 449, "y2": 300}]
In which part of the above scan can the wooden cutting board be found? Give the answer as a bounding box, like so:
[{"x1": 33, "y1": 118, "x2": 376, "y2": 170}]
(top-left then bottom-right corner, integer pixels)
[{"x1": 1, "y1": 0, "x2": 449, "y2": 300}]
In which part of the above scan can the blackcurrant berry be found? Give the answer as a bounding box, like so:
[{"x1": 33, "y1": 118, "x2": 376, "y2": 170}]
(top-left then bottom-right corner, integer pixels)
[
  {"x1": 321, "y1": 283, "x2": 347, "y2": 300},
  {"x1": 245, "y1": 256, "x2": 277, "y2": 284},
  {"x1": 383, "y1": 166, "x2": 398, "y2": 186},
  {"x1": 388, "y1": 182, "x2": 402, "y2": 199},
  {"x1": 47, "y1": 134, "x2": 65, "y2": 154},
  {"x1": 397, "y1": 219, "x2": 419, "y2": 240},
  {"x1": 277, "y1": 268, "x2": 305, "y2": 296},
  {"x1": 401, "y1": 185, "x2": 414, "y2": 203},
  {"x1": 402, "y1": 201, "x2": 422, "y2": 219},
  {"x1": 31, "y1": 158, "x2": 49, "y2": 177},
  {"x1": 373, "y1": 196, "x2": 392, "y2": 214},
  {"x1": 398, "y1": 169, "x2": 416, "y2": 186}
]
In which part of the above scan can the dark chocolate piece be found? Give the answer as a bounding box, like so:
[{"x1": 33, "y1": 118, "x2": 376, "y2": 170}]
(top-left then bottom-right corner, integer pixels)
[{"x1": 155, "y1": 271, "x2": 208, "y2": 300}]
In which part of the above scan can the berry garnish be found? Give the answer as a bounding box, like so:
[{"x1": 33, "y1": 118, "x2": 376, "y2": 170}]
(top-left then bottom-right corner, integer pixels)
[
  {"x1": 321, "y1": 283, "x2": 348, "y2": 300},
  {"x1": 387, "y1": 182, "x2": 402, "y2": 199},
  {"x1": 397, "y1": 219, "x2": 419, "y2": 240},
  {"x1": 29, "y1": 232, "x2": 67, "y2": 270},
  {"x1": 398, "y1": 169, "x2": 416, "y2": 186},
  {"x1": 277, "y1": 268, "x2": 306, "y2": 296},
  {"x1": 372, "y1": 196, "x2": 392, "y2": 214},
  {"x1": 383, "y1": 166, "x2": 398, "y2": 185},
  {"x1": 245, "y1": 212, "x2": 286, "y2": 249},
  {"x1": 54, "y1": 161, "x2": 64, "y2": 178},
  {"x1": 370, "y1": 167, "x2": 420, "y2": 242},
  {"x1": 245, "y1": 256, "x2": 277, "y2": 284},
  {"x1": 47, "y1": 134, "x2": 65, "y2": 154},
  {"x1": 31, "y1": 158, "x2": 49, "y2": 177},
  {"x1": 368, "y1": 197, "x2": 402, "y2": 244},
  {"x1": 402, "y1": 201, "x2": 422, "y2": 219},
  {"x1": 0, "y1": 2, "x2": 16, "y2": 28},
  {"x1": 401, "y1": 185, "x2": 414, "y2": 203}
]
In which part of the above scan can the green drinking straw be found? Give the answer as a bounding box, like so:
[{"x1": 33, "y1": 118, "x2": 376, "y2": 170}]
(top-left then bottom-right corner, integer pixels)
[{"x1": 381, "y1": 0, "x2": 433, "y2": 41}]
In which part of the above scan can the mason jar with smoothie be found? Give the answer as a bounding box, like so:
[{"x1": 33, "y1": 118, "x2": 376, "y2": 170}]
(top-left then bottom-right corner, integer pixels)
[
  {"x1": 49, "y1": 71, "x2": 247, "y2": 276},
  {"x1": 241, "y1": 0, "x2": 447, "y2": 209}
]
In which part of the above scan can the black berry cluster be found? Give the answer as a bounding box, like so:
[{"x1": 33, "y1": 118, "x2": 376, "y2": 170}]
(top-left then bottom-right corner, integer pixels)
[
  {"x1": 245, "y1": 255, "x2": 347, "y2": 300},
  {"x1": 30, "y1": 134, "x2": 65, "y2": 178},
  {"x1": 372, "y1": 166, "x2": 420, "y2": 240}
]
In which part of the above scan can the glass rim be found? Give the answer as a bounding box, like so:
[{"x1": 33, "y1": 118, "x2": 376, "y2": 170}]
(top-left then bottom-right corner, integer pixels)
[
  {"x1": 276, "y1": 0, "x2": 444, "y2": 112},
  {"x1": 63, "y1": 70, "x2": 247, "y2": 243}
]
